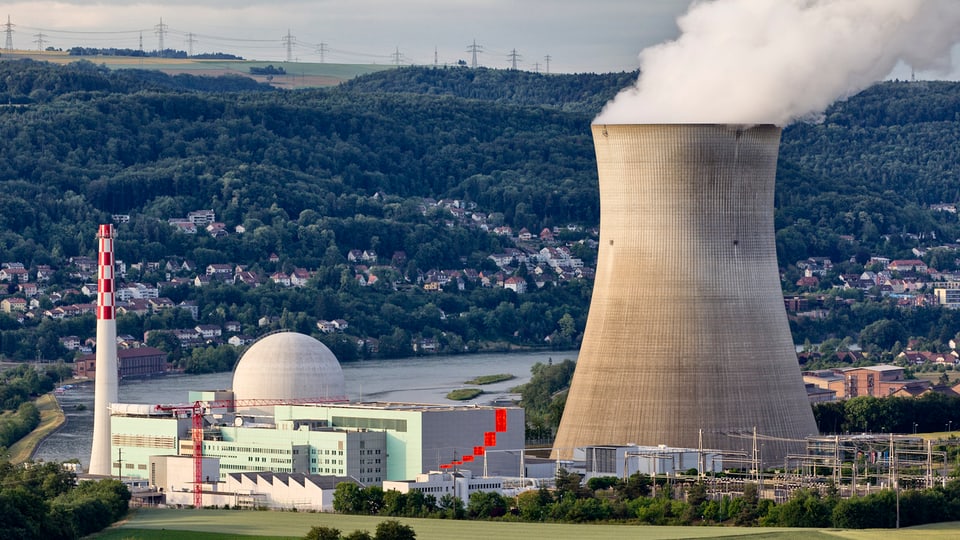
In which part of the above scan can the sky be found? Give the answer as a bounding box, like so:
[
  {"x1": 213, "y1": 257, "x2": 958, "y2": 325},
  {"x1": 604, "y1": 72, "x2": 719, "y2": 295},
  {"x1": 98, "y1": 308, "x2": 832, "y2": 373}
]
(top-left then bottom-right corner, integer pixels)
[{"x1": 3, "y1": 0, "x2": 698, "y2": 73}]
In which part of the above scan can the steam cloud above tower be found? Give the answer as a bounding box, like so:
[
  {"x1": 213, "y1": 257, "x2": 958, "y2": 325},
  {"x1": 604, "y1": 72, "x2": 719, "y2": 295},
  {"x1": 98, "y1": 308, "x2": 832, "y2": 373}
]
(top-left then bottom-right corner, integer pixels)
[{"x1": 596, "y1": 0, "x2": 960, "y2": 126}]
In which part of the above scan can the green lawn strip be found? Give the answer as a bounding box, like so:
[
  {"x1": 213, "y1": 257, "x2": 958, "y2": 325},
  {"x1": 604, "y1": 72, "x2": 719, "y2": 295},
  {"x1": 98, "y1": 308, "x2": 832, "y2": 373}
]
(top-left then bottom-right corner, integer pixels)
[
  {"x1": 464, "y1": 374, "x2": 515, "y2": 385},
  {"x1": 446, "y1": 388, "x2": 483, "y2": 400},
  {"x1": 7, "y1": 393, "x2": 65, "y2": 464},
  {"x1": 101, "y1": 508, "x2": 960, "y2": 540}
]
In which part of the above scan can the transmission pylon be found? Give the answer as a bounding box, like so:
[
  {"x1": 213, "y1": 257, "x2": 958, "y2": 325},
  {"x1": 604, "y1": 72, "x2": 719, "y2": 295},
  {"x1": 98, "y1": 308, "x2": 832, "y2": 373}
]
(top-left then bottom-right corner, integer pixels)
[
  {"x1": 186, "y1": 32, "x2": 196, "y2": 57},
  {"x1": 507, "y1": 48, "x2": 521, "y2": 70},
  {"x1": 544, "y1": 54, "x2": 551, "y2": 74},
  {"x1": 467, "y1": 39, "x2": 483, "y2": 68},
  {"x1": 317, "y1": 42, "x2": 327, "y2": 63},
  {"x1": 392, "y1": 46, "x2": 401, "y2": 67},
  {"x1": 34, "y1": 32, "x2": 46, "y2": 51},
  {"x1": 155, "y1": 18, "x2": 168, "y2": 57},
  {"x1": 3, "y1": 15, "x2": 14, "y2": 51},
  {"x1": 283, "y1": 29, "x2": 295, "y2": 62},
  {"x1": 434, "y1": 46, "x2": 438, "y2": 67}
]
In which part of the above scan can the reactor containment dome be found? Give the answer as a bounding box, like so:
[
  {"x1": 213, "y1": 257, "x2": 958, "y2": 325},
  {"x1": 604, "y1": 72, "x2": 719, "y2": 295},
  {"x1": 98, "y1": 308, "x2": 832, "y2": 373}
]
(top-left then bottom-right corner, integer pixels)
[{"x1": 232, "y1": 332, "x2": 346, "y2": 402}]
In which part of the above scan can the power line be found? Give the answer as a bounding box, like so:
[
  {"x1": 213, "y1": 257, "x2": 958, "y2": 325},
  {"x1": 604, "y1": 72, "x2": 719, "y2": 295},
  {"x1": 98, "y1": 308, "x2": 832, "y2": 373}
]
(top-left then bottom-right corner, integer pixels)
[
  {"x1": 154, "y1": 18, "x2": 168, "y2": 55},
  {"x1": 507, "y1": 48, "x2": 521, "y2": 70},
  {"x1": 282, "y1": 29, "x2": 295, "y2": 62},
  {"x1": 4, "y1": 15, "x2": 14, "y2": 51},
  {"x1": 466, "y1": 39, "x2": 483, "y2": 68}
]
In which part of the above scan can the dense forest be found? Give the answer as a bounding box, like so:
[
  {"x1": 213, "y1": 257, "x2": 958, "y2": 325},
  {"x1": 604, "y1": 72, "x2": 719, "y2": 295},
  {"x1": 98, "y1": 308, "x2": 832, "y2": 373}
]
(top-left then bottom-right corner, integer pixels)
[
  {"x1": 1, "y1": 59, "x2": 960, "y2": 368},
  {"x1": 0, "y1": 461, "x2": 129, "y2": 539}
]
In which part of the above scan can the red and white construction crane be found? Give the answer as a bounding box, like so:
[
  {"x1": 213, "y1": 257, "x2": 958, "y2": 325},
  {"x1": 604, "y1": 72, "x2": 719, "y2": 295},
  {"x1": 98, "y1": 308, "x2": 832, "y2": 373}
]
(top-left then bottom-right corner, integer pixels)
[{"x1": 154, "y1": 396, "x2": 347, "y2": 508}]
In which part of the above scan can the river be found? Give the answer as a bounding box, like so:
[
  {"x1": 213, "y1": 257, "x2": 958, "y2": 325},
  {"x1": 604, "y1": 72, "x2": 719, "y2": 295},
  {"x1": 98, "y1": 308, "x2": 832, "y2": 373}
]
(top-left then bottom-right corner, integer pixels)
[{"x1": 32, "y1": 349, "x2": 577, "y2": 467}]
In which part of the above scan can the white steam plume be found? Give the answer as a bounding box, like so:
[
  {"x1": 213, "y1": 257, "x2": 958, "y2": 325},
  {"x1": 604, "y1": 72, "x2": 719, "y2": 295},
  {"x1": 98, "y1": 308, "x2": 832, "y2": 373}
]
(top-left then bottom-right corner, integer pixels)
[{"x1": 596, "y1": 0, "x2": 960, "y2": 126}]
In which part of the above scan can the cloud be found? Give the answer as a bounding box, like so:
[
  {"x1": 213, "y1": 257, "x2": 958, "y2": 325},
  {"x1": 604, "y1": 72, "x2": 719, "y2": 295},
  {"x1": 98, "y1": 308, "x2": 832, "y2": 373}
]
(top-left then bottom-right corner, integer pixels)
[{"x1": 596, "y1": 0, "x2": 960, "y2": 125}]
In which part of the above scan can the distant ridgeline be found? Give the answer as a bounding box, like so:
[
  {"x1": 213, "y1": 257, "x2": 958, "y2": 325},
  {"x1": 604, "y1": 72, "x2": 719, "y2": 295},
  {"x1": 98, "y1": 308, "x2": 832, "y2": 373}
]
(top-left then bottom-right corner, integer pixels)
[{"x1": 68, "y1": 47, "x2": 242, "y2": 60}]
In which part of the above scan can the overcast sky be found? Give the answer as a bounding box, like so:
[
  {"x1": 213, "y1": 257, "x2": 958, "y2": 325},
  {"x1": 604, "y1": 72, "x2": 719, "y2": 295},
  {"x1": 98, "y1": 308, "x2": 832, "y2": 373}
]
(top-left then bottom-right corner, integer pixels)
[{"x1": 3, "y1": 0, "x2": 699, "y2": 72}]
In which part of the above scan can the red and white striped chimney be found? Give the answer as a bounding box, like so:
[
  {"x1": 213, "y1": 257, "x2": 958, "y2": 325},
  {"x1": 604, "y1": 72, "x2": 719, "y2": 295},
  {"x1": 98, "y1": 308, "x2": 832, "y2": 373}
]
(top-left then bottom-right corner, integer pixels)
[
  {"x1": 96, "y1": 224, "x2": 115, "y2": 321},
  {"x1": 89, "y1": 224, "x2": 118, "y2": 476}
]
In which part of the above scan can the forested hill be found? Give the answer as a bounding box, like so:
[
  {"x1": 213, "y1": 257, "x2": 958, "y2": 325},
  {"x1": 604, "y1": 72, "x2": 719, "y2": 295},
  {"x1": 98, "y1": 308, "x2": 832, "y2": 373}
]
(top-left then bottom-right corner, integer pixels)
[
  {"x1": 2, "y1": 58, "x2": 960, "y2": 364},
  {"x1": 1, "y1": 58, "x2": 959, "y2": 268},
  {"x1": 776, "y1": 80, "x2": 960, "y2": 265},
  {"x1": 0, "y1": 58, "x2": 271, "y2": 102},
  {"x1": 336, "y1": 66, "x2": 639, "y2": 114}
]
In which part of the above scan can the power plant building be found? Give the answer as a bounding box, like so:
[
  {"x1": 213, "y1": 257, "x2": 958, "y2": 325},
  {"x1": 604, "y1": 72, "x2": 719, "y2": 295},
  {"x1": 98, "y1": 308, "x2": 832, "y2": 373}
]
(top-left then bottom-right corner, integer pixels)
[
  {"x1": 108, "y1": 332, "x2": 524, "y2": 486},
  {"x1": 554, "y1": 124, "x2": 818, "y2": 465}
]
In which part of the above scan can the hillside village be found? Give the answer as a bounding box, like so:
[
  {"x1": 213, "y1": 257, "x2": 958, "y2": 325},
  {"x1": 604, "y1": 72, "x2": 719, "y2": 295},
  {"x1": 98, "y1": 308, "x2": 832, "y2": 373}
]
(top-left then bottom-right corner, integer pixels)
[{"x1": 0, "y1": 196, "x2": 597, "y2": 365}]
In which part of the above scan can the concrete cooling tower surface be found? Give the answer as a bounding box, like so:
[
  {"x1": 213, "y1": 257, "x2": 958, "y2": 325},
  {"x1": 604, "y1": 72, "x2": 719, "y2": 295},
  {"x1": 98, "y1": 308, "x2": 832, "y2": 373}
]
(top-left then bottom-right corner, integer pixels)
[{"x1": 553, "y1": 124, "x2": 818, "y2": 465}]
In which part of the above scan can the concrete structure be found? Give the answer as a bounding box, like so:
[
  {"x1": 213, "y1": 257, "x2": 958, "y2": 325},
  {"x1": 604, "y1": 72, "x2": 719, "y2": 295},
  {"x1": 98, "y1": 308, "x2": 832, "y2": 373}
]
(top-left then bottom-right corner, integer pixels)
[
  {"x1": 153, "y1": 455, "x2": 354, "y2": 511},
  {"x1": 90, "y1": 224, "x2": 118, "y2": 476},
  {"x1": 108, "y1": 332, "x2": 524, "y2": 490},
  {"x1": 384, "y1": 469, "x2": 506, "y2": 501},
  {"x1": 232, "y1": 332, "x2": 347, "y2": 403},
  {"x1": 580, "y1": 445, "x2": 723, "y2": 481},
  {"x1": 554, "y1": 125, "x2": 818, "y2": 465}
]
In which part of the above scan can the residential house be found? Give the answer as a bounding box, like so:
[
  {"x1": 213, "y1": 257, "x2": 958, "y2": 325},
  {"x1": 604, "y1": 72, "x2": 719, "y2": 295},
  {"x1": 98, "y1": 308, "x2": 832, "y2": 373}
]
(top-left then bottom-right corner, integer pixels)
[
  {"x1": 228, "y1": 335, "x2": 256, "y2": 347},
  {"x1": 35, "y1": 265, "x2": 54, "y2": 282},
  {"x1": 187, "y1": 209, "x2": 216, "y2": 226},
  {"x1": 18, "y1": 283, "x2": 38, "y2": 297},
  {"x1": 148, "y1": 298, "x2": 175, "y2": 311},
  {"x1": 888, "y1": 259, "x2": 928, "y2": 273},
  {"x1": 317, "y1": 320, "x2": 337, "y2": 333},
  {"x1": 206, "y1": 264, "x2": 234, "y2": 278},
  {"x1": 195, "y1": 325, "x2": 222, "y2": 339},
  {"x1": 0, "y1": 267, "x2": 29, "y2": 282},
  {"x1": 168, "y1": 220, "x2": 197, "y2": 234},
  {"x1": 290, "y1": 268, "x2": 312, "y2": 287},
  {"x1": 1, "y1": 297, "x2": 28, "y2": 313},
  {"x1": 178, "y1": 301, "x2": 199, "y2": 320},
  {"x1": 504, "y1": 276, "x2": 527, "y2": 294},
  {"x1": 270, "y1": 272, "x2": 292, "y2": 287},
  {"x1": 234, "y1": 270, "x2": 262, "y2": 287}
]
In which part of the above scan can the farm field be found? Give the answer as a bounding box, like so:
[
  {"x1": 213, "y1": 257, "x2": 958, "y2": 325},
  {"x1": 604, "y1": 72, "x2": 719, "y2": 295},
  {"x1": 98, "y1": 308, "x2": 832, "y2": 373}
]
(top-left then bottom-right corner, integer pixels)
[
  {"x1": 92, "y1": 508, "x2": 960, "y2": 540},
  {"x1": 0, "y1": 50, "x2": 392, "y2": 87}
]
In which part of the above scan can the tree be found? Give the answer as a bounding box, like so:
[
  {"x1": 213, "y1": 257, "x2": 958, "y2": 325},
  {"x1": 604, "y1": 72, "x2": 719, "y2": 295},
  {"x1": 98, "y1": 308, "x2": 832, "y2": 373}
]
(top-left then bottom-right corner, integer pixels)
[
  {"x1": 333, "y1": 482, "x2": 364, "y2": 514},
  {"x1": 304, "y1": 525, "x2": 342, "y2": 540},
  {"x1": 466, "y1": 491, "x2": 507, "y2": 518},
  {"x1": 373, "y1": 519, "x2": 416, "y2": 540}
]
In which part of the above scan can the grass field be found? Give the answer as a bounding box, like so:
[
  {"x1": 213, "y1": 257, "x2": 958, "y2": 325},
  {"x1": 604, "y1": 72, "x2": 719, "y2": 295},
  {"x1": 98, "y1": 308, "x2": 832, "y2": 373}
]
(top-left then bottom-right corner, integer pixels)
[
  {"x1": 465, "y1": 374, "x2": 516, "y2": 385},
  {"x1": 1, "y1": 50, "x2": 392, "y2": 88},
  {"x1": 90, "y1": 508, "x2": 960, "y2": 540},
  {"x1": 4, "y1": 393, "x2": 65, "y2": 464},
  {"x1": 446, "y1": 388, "x2": 483, "y2": 400}
]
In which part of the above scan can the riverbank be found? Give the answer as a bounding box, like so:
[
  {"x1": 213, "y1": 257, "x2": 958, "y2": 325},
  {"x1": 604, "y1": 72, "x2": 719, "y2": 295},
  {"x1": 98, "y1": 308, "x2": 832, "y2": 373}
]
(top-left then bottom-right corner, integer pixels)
[{"x1": 5, "y1": 393, "x2": 66, "y2": 464}]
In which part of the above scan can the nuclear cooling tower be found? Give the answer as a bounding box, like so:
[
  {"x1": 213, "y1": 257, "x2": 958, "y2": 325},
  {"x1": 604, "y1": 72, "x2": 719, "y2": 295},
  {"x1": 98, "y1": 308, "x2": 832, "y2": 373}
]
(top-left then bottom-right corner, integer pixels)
[
  {"x1": 553, "y1": 124, "x2": 818, "y2": 465},
  {"x1": 89, "y1": 224, "x2": 118, "y2": 476}
]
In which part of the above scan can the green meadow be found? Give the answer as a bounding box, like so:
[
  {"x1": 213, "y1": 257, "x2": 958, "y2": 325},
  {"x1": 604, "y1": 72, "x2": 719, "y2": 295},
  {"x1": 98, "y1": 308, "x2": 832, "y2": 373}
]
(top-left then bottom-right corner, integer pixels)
[{"x1": 92, "y1": 508, "x2": 960, "y2": 540}]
